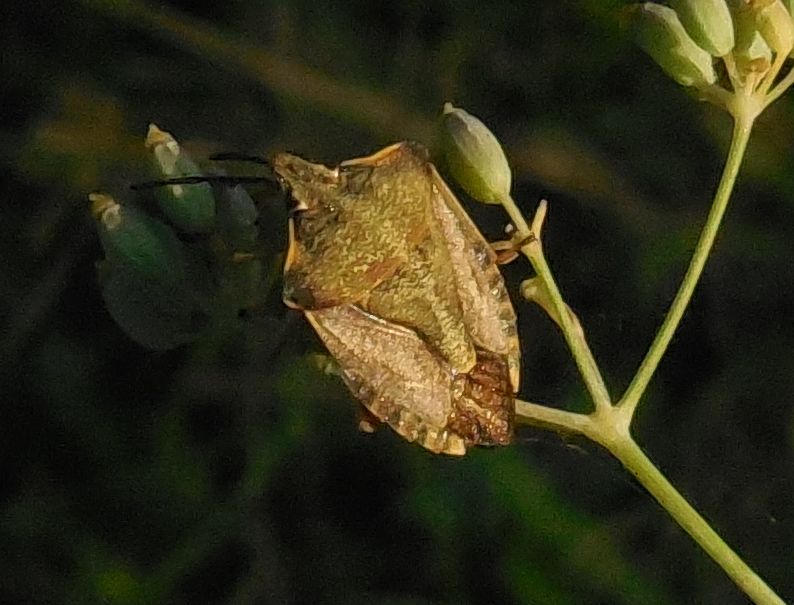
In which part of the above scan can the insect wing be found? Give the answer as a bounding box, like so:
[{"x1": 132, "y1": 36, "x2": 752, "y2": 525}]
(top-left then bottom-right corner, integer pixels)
[
  {"x1": 428, "y1": 164, "x2": 521, "y2": 391},
  {"x1": 304, "y1": 305, "x2": 467, "y2": 455}
]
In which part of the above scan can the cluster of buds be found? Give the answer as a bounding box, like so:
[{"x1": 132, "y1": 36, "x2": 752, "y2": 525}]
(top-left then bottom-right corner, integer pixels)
[
  {"x1": 91, "y1": 126, "x2": 263, "y2": 349},
  {"x1": 624, "y1": 1, "x2": 794, "y2": 94}
]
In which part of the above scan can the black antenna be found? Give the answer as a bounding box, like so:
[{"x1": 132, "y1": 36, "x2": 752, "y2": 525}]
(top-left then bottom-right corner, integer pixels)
[
  {"x1": 130, "y1": 175, "x2": 275, "y2": 191},
  {"x1": 209, "y1": 152, "x2": 271, "y2": 167}
]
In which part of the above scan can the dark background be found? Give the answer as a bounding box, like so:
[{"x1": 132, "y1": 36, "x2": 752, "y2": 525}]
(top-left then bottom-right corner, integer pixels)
[{"x1": 2, "y1": 1, "x2": 793, "y2": 604}]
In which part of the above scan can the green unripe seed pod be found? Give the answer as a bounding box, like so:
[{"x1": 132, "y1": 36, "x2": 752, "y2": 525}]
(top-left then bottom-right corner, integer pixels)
[
  {"x1": 90, "y1": 192, "x2": 187, "y2": 285},
  {"x1": 669, "y1": 0, "x2": 735, "y2": 56},
  {"x1": 216, "y1": 184, "x2": 259, "y2": 251},
  {"x1": 733, "y1": 3, "x2": 762, "y2": 53},
  {"x1": 101, "y1": 264, "x2": 202, "y2": 350},
  {"x1": 146, "y1": 124, "x2": 216, "y2": 233},
  {"x1": 733, "y1": 1, "x2": 794, "y2": 56},
  {"x1": 755, "y1": 0, "x2": 794, "y2": 56},
  {"x1": 439, "y1": 103, "x2": 512, "y2": 204},
  {"x1": 625, "y1": 3, "x2": 717, "y2": 88}
]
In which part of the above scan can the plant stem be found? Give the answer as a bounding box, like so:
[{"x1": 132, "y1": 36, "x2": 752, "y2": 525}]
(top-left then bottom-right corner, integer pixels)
[
  {"x1": 598, "y1": 432, "x2": 786, "y2": 605},
  {"x1": 617, "y1": 114, "x2": 755, "y2": 420},
  {"x1": 530, "y1": 248, "x2": 613, "y2": 410},
  {"x1": 507, "y1": 107, "x2": 787, "y2": 604},
  {"x1": 514, "y1": 398, "x2": 594, "y2": 435},
  {"x1": 764, "y1": 64, "x2": 794, "y2": 110},
  {"x1": 500, "y1": 194, "x2": 613, "y2": 412},
  {"x1": 513, "y1": 401, "x2": 787, "y2": 605}
]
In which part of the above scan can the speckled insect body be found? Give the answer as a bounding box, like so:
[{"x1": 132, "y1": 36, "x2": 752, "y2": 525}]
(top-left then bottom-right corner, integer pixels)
[{"x1": 276, "y1": 142, "x2": 519, "y2": 455}]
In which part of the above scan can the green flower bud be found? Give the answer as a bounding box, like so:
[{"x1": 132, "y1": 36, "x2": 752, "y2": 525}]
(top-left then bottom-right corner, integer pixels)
[
  {"x1": 101, "y1": 264, "x2": 202, "y2": 350},
  {"x1": 90, "y1": 192, "x2": 187, "y2": 285},
  {"x1": 625, "y1": 3, "x2": 717, "y2": 88},
  {"x1": 216, "y1": 185, "x2": 259, "y2": 251},
  {"x1": 439, "y1": 103, "x2": 512, "y2": 204},
  {"x1": 146, "y1": 124, "x2": 215, "y2": 233},
  {"x1": 732, "y1": 1, "x2": 762, "y2": 52},
  {"x1": 669, "y1": 0, "x2": 735, "y2": 56},
  {"x1": 754, "y1": 0, "x2": 794, "y2": 56}
]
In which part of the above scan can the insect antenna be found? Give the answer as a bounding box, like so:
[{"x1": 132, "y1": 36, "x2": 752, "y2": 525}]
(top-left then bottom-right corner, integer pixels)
[
  {"x1": 209, "y1": 152, "x2": 271, "y2": 168},
  {"x1": 130, "y1": 175, "x2": 276, "y2": 191}
]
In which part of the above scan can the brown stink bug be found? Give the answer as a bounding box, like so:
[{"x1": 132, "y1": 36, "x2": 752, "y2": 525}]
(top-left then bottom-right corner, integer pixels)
[{"x1": 276, "y1": 141, "x2": 519, "y2": 455}]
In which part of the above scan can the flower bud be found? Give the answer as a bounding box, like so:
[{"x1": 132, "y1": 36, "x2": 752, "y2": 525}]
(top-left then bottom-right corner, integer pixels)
[
  {"x1": 624, "y1": 3, "x2": 717, "y2": 88},
  {"x1": 439, "y1": 103, "x2": 512, "y2": 204},
  {"x1": 90, "y1": 192, "x2": 187, "y2": 285},
  {"x1": 146, "y1": 124, "x2": 215, "y2": 233},
  {"x1": 732, "y1": 2, "x2": 762, "y2": 52},
  {"x1": 216, "y1": 184, "x2": 259, "y2": 251},
  {"x1": 668, "y1": 0, "x2": 735, "y2": 56},
  {"x1": 754, "y1": 0, "x2": 794, "y2": 56},
  {"x1": 101, "y1": 265, "x2": 202, "y2": 350}
]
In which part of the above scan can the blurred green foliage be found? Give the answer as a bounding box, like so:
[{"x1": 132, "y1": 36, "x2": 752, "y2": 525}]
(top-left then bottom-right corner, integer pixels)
[{"x1": 2, "y1": 1, "x2": 793, "y2": 604}]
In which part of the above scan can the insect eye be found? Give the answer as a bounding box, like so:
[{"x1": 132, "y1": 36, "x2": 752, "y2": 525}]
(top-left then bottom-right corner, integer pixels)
[{"x1": 292, "y1": 200, "x2": 339, "y2": 241}]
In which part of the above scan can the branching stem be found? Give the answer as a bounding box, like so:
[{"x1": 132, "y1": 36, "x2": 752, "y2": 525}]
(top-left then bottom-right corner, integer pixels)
[
  {"x1": 617, "y1": 112, "x2": 755, "y2": 420},
  {"x1": 506, "y1": 97, "x2": 786, "y2": 605}
]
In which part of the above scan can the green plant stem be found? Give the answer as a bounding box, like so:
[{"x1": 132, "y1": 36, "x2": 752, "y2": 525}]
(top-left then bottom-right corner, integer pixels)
[
  {"x1": 513, "y1": 399, "x2": 786, "y2": 605},
  {"x1": 597, "y1": 431, "x2": 786, "y2": 605},
  {"x1": 531, "y1": 248, "x2": 613, "y2": 410},
  {"x1": 764, "y1": 64, "x2": 794, "y2": 109},
  {"x1": 507, "y1": 108, "x2": 787, "y2": 604},
  {"x1": 617, "y1": 114, "x2": 755, "y2": 420},
  {"x1": 500, "y1": 194, "x2": 612, "y2": 412},
  {"x1": 757, "y1": 52, "x2": 787, "y2": 98},
  {"x1": 514, "y1": 398, "x2": 595, "y2": 435}
]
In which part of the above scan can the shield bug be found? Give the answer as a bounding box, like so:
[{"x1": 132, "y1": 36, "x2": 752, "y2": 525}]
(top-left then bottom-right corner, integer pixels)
[{"x1": 276, "y1": 142, "x2": 519, "y2": 455}]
